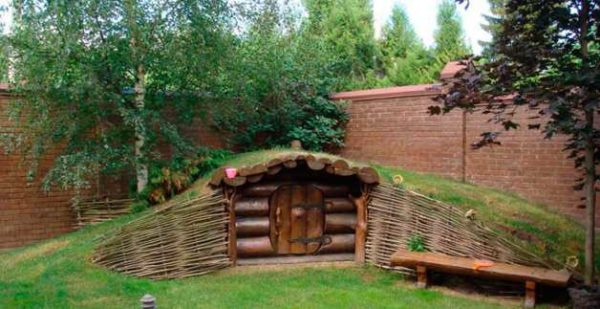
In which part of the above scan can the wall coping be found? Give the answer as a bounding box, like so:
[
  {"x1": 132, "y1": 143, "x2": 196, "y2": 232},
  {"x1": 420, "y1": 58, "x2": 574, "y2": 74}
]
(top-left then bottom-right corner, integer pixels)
[
  {"x1": 330, "y1": 84, "x2": 441, "y2": 102},
  {"x1": 439, "y1": 61, "x2": 466, "y2": 80}
]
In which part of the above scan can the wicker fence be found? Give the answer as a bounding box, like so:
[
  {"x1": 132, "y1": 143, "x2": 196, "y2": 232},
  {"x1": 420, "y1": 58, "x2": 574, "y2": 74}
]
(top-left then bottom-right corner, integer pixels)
[
  {"x1": 366, "y1": 184, "x2": 557, "y2": 274},
  {"x1": 93, "y1": 191, "x2": 230, "y2": 279},
  {"x1": 73, "y1": 197, "x2": 133, "y2": 227}
]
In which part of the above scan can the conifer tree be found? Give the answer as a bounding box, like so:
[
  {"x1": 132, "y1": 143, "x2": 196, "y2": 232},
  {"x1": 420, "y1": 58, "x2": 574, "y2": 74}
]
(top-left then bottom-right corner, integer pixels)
[
  {"x1": 379, "y1": 4, "x2": 436, "y2": 85},
  {"x1": 434, "y1": 0, "x2": 470, "y2": 62},
  {"x1": 304, "y1": 0, "x2": 378, "y2": 85}
]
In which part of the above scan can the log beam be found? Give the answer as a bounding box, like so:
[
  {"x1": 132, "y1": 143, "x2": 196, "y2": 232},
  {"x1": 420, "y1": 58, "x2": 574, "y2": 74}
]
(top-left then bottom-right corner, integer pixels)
[
  {"x1": 237, "y1": 236, "x2": 275, "y2": 258},
  {"x1": 236, "y1": 217, "x2": 270, "y2": 237}
]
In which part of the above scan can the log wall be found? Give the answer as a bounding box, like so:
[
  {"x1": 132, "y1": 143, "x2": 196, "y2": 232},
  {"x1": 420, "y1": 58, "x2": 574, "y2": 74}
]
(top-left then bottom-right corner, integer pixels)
[{"x1": 234, "y1": 169, "x2": 358, "y2": 262}]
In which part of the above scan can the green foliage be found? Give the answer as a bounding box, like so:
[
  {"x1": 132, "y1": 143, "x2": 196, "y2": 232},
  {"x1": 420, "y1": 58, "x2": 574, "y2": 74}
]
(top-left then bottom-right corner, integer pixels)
[
  {"x1": 210, "y1": 3, "x2": 348, "y2": 151},
  {"x1": 129, "y1": 200, "x2": 149, "y2": 214},
  {"x1": 377, "y1": 5, "x2": 438, "y2": 86},
  {"x1": 434, "y1": 0, "x2": 471, "y2": 62},
  {"x1": 480, "y1": 0, "x2": 507, "y2": 59},
  {"x1": 407, "y1": 234, "x2": 426, "y2": 252},
  {"x1": 141, "y1": 148, "x2": 231, "y2": 204},
  {"x1": 3, "y1": 0, "x2": 232, "y2": 193},
  {"x1": 381, "y1": 5, "x2": 420, "y2": 61},
  {"x1": 304, "y1": 0, "x2": 379, "y2": 86}
]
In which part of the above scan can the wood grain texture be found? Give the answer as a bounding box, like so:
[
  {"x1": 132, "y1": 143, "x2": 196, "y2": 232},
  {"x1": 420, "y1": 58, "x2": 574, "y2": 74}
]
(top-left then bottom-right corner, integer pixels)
[
  {"x1": 390, "y1": 250, "x2": 570, "y2": 287},
  {"x1": 236, "y1": 217, "x2": 270, "y2": 237},
  {"x1": 306, "y1": 186, "x2": 325, "y2": 253},
  {"x1": 319, "y1": 234, "x2": 355, "y2": 254},
  {"x1": 325, "y1": 213, "x2": 356, "y2": 234},
  {"x1": 237, "y1": 236, "x2": 275, "y2": 257},
  {"x1": 289, "y1": 185, "x2": 307, "y2": 254},
  {"x1": 234, "y1": 197, "x2": 269, "y2": 216}
]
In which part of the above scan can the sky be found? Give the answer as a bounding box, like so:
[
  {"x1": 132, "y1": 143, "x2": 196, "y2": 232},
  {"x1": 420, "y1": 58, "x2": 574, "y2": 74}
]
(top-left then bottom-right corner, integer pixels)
[{"x1": 0, "y1": 0, "x2": 492, "y2": 54}]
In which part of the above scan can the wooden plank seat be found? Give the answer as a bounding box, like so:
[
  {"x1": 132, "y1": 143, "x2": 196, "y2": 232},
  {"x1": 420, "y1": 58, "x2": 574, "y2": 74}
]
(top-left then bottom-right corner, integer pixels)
[{"x1": 390, "y1": 250, "x2": 571, "y2": 308}]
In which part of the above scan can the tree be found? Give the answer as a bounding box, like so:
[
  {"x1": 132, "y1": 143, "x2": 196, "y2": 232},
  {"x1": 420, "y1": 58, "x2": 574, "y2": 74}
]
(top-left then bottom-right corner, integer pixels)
[
  {"x1": 434, "y1": 0, "x2": 470, "y2": 62},
  {"x1": 303, "y1": 0, "x2": 379, "y2": 86},
  {"x1": 3, "y1": 0, "x2": 232, "y2": 194},
  {"x1": 211, "y1": 0, "x2": 348, "y2": 151},
  {"x1": 378, "y1": 4, "x2": 437, "y2": 86},
  {"x1": 433, "y1": 0, "x2": 600, "y2": 284},
  {"x1": 0, "y1": 4, "x2": 8, "y2": 82},
  {"x1": 480, "y1": 0, "x2": 507, "y2": 59},
  {"x1": 381, "y1": 5, "x2": 420, "y2": 60}
]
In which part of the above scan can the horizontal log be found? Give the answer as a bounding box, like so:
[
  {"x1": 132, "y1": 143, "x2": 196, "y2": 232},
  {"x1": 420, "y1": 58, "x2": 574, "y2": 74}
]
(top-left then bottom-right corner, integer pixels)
[
  {"x1": 235, "y1": 197, "x2": 270, "y2": 216},
  {"x1": 237, "y1": 236, "x2": 275, "y2": 258},
  {"x1": 239, "y1": 164, "x2": 268, "y2": 177},
  {"x1": 237, "y1": 253, "x2": 355, "y2": 265},
  {"x1": 247, "y1": 174, "x2": 264, "y2": 183},
  {"x1": 242, "y1": 182, "x2": 350, "y2": 197},
  {"x1": 358, "y1": 167, "x2": 379, "y2": 184},
  {"x1": 223, "y1": 176, "x2": 247, "y2": 187},
  {"x1": 325, "y1": 198, "x2": 355, "y2": 213},
  {"x1": 267, "y1": 165, "x2": 283, "y2": 175},
  {"x1": 325, "y1": 214, "x2": 357, "y2": 234},
  {"x1": 312, "y1": 184, "x2": 350, "y2": 197},
  {"x1": 319, "y1": 234, "x2": 355, "y2": 254},
  {"x1": 236, "y1": 217, "x2": 270, "y2": 237},
  {"x1": 283, "y1": 160, "x2": 297, "y2": 169}
]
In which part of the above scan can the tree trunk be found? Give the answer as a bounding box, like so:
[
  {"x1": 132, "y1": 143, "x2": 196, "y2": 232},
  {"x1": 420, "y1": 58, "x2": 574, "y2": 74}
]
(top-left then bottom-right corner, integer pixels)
[
  {"x1": 580, "y1": 0, "x2": 595, "y2": 286},
  {"x1": 584, "y1": 110, "x2": 596, "y2": 285},
  {"x1": 124, "y1": 0, "x2": 148, "y2": 193},
  {"x1": 134, "y1": 64, "x2": 147, "y2": 193}
]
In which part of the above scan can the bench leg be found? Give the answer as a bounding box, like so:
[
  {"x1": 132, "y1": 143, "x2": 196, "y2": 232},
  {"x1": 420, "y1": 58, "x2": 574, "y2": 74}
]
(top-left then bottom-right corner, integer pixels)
[
  {"x1": 524, "y1": 280, "x2": 536, "y2": 308},
  {"x1": 416, "y1": 265, "x2": 428, "y2": 288}
]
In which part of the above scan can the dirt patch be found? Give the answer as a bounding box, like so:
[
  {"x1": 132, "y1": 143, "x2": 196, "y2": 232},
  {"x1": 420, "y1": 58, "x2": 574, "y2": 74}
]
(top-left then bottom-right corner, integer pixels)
[{"x1": 3, "y1": 239, "x2": 70, "y2": 267}]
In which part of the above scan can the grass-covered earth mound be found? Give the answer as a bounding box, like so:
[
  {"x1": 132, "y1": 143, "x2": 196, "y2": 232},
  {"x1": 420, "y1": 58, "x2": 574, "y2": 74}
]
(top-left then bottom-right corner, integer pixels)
[{"x1": 1, "y1": 149, "x2": 596, "y2": 308}]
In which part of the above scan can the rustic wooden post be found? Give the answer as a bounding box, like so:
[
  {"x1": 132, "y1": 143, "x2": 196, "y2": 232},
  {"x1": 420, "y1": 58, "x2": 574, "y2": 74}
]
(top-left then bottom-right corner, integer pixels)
[
  {"x1": 416, "y1": 266, "x2": 428, "y2": 288},
  {"x1": 225, "y1": 188, "x2": 237, "y2": 266},
  {"x1": 140, "y1": 294, "x2": 156, "y2": 309},
  {"x1": 353, "y1": 187, "x2": 368, "y2": 264},
  {"x1": 524, "y1": 280, "x2": 536, "y2": 308}
]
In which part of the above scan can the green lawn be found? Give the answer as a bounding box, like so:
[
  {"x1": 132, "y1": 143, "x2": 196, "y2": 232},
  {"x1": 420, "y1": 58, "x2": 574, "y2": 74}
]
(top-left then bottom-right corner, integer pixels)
[
  {"x1": 1, "y1": 150, "x2": 591, "y2": 308},
  {"x1": 0, "y1": 215, "x2": 523, "y2": 308}
]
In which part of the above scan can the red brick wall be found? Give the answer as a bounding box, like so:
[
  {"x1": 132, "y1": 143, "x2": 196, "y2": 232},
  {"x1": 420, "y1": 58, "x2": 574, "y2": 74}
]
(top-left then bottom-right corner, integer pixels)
[
  {"x1": 337, "y1": 87, "x2": 595, "y2": 225},
  {"x1": 0, "y1": 92, "x2": 79, "y2": 249},
  {"x1": 0, "y1": 91, "x2": 225, "y2": 249}
]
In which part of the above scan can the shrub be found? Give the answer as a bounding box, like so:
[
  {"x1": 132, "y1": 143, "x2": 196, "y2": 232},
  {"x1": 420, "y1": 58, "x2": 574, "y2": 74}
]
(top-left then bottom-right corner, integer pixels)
[
  {"x1": 138, "y1": 148, "x2": 232, "y2": 204},
  {"x1": 407, "y1": 234, "x2": 426, "y2": 252}
]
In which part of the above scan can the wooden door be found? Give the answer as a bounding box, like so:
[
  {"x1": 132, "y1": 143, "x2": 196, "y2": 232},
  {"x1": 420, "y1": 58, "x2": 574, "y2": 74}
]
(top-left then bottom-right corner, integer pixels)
[{"x1": 270, "y1": 184, "x2": 325, "y2": 255}]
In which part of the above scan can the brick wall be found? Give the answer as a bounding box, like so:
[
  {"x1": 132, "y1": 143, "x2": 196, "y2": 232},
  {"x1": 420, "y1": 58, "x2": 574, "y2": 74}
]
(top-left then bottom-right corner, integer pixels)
[
  {"x1": 333, "y1": 85, "x2": 595, "y2": 225},
  {"x1": 0, "y1": 91, "x2": 80, "y2": 249},
  {"x1": 0, "y1": 89, "x2": 223, "y2": 249}
]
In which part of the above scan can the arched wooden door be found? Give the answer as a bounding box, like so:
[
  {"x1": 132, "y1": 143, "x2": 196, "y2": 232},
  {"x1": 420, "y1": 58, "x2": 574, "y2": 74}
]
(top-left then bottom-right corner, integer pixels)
[{"x1": 269, "y1": 184, "x2": 327, "y2": 255}]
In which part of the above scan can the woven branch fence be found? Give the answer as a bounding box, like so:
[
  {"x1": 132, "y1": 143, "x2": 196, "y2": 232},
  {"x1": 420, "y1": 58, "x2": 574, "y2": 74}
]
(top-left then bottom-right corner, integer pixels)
[
  {"x1": 92, "y1": 191, "x2": 230, "y2": 279},
  {"x1": 73, "y1": 197, "x2": 133, "y2": 227},
  {"x1": 366, "y1": 184, "x2": 558, "y2": 275}
]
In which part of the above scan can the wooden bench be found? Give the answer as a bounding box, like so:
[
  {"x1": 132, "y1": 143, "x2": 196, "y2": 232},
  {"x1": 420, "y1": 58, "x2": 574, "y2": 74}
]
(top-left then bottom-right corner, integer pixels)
[{"x1": 390, "y1": 250, "x2": 571, "y2": 308}]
